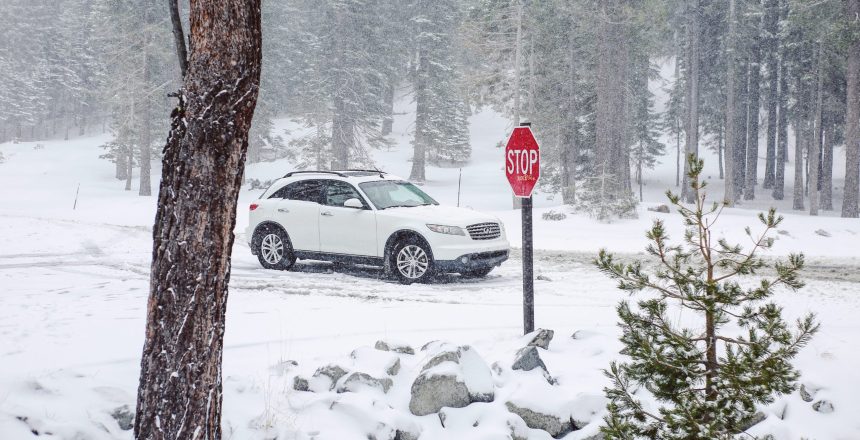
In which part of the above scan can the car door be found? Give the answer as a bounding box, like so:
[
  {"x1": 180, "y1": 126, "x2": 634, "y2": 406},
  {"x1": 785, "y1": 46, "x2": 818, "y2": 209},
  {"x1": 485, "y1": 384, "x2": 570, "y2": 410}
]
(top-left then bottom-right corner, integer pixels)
[
  {"x1": 269, "y1": 179, "x2": 322, "y2": 252},
  {"x1": 318, "y1": 180, "x2": 378, "y2": 257}
]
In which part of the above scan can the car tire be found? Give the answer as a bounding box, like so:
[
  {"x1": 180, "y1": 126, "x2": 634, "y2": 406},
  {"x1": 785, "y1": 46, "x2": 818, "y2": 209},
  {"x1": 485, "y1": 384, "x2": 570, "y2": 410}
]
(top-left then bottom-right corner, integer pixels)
[
  {"x1": 461, "y1": 267, "x2": 494, "y2": 278},
  {"x1": 254, "y1": 225, "x2": 296, "y2": 270},
  {"x1": 390, "y1": 237, "x2": 434, "y2": 284}
]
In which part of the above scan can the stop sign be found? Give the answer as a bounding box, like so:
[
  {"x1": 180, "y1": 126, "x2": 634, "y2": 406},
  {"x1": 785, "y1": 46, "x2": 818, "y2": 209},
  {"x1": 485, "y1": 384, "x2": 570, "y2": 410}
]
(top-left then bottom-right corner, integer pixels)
[{"x1": 505, "y1": 126, "x2": 540, "y2": 197}]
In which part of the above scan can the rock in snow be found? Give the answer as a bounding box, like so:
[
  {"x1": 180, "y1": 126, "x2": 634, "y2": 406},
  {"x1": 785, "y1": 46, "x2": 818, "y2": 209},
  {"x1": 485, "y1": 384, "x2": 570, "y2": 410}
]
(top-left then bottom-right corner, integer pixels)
[
  {"x1": 312, "y1": 364, "x2": 349, "y2": 391},
  {"x1": 292, "y1": 375, "x2": 310, "y2": 392},
  {"x1": 409, "y1": 345, "x2": 494, "y2": 416},
  {"x1": 511, "y1": 346, "x2": 554, "y2": 384},
  {"x1": 110, "y1": 405, "x2": 134, "y2": 431},
  {"x1": 813, "y1": 400, "x2": 834, "y2": 413},
  {"x1": 375, "y1": 340, "x2": 415, "y2": 355},
  {"x1": 505, "y1": 401, "x2": 576, "y2": 438},
  {"x1": 799, "y1": 383, "x2": 816, "y2": 402},
  {"x1": 337, "y1": 372, "x2": 393, "y2": 394},
  {"x1": 525, "y1": 328, "x2": 555, "y2": 349}
]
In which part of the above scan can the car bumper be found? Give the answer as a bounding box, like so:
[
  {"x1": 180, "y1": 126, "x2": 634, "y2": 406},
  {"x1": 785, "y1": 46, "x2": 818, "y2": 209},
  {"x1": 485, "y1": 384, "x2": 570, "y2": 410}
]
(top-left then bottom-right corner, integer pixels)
[{"x1": 435, "y1": 249, "x2": 510, "y2": 273}]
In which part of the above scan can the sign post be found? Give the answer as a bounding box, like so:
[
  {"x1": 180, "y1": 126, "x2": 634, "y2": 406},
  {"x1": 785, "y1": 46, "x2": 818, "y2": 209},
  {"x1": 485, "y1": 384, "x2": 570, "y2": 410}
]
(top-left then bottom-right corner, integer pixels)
[{"x1": 505, "y1": 122, "x2": 540, "y2": 335}]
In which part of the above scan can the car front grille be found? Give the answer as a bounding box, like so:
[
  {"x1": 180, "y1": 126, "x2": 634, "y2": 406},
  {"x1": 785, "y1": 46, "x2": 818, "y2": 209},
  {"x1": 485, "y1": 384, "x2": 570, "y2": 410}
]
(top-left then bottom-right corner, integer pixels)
[{"x1": 466, "y1": 222, "x2": 501, "y2": 240}]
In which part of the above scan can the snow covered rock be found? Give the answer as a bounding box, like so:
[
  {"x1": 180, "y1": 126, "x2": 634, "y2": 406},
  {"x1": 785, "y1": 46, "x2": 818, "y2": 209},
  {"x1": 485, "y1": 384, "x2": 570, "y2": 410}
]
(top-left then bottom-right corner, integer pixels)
[
  {"x1": 505, "y1": 401, "x2": 576, "y2": 438},
  {"x1": 110, "y1": 405, "x2": 134, "y2": 431},
  {"x1": 813, "y1": 400, "x2": 834, "y2": 413},
  {"x1": 511, "y1": 346, "x2": 554, "y2": 384},
  {"x1": 526, "y1": 328, "x2": 554, "y2": 349},
  {"x1": 311, "y1": 364, "x2": 350, "y2": 391},
  {"x1": 648, "y1": 204, "x2": 671, "y2": 213},
  {"x1": 799, "y1": 383, "x2": 817, "y2": 402},
  {"x1": 375, "y1": 340, "x2": 415, "y2": 355},
  {"x1": 337, "y1": 372, "x2": 394, "y2": 394},
  {"x1": 409, "y1": 345, "x2": 494, "y2": 416},
  {"x1": 350, "y1": 345, "x2": 402, "y2": 376},
  {"x1": 292, "y1": 375, "x2": 310, "y2": 392},
  {"x1": 815, "y1": 229, "x2": 832, "y2": 237},
  {"x1": 735, "y1": 411, "x2": 767, "y2": 433}
]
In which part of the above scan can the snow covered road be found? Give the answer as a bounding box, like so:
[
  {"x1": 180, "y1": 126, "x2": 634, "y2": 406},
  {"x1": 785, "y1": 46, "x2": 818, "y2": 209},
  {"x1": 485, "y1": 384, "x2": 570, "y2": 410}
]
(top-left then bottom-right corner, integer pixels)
[{"x1": 1, "y1": 213, "x2": 859, "y2": 438}]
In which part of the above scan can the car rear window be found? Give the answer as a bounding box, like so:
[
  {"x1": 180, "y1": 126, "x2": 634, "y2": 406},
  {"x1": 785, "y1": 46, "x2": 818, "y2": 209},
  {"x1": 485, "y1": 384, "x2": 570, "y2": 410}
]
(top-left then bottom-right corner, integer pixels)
[{"x1": 270, "y1": 179, "x2": 324, "y2": 203}]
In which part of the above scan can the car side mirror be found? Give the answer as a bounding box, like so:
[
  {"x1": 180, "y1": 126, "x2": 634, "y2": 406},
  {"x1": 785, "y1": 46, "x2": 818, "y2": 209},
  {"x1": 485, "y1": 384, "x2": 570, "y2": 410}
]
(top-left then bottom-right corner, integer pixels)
[{"x1": 343, "y1": 198, "x2": 363, "y2": 209}]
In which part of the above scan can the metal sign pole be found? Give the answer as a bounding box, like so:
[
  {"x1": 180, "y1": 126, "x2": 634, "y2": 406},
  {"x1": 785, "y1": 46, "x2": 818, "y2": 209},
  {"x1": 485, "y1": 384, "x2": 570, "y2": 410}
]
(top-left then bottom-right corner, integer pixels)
[{"x1": 522, "y1": 194, "x2": 534, "y2": 334}]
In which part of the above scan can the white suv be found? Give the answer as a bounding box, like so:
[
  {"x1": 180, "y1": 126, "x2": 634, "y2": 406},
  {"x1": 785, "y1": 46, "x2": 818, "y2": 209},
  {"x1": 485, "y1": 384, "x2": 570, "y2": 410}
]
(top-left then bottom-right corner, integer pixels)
[{"x1": 246, "y1": 170, "x2": 510, "y2": 283}]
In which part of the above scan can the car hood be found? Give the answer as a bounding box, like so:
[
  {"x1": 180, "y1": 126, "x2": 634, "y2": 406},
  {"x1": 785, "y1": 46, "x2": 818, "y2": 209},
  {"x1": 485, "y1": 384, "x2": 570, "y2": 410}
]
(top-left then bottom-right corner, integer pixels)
[{"x1": 380, "y1": 205, "x2": 500, "y2": 227}]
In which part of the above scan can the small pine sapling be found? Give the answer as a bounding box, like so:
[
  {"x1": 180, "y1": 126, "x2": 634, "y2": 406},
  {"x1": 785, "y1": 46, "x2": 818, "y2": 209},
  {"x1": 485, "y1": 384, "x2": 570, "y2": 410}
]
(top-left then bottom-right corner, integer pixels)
[{"x1": 596, "y1": 156, "x2": 819, "y2": 439}]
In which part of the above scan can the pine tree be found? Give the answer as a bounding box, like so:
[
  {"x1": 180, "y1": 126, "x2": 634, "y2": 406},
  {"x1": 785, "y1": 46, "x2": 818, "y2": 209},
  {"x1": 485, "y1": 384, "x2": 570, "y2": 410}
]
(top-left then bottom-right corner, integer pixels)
[{"x1": 597, "y1": 156, "x2": 818, "y2": 439}]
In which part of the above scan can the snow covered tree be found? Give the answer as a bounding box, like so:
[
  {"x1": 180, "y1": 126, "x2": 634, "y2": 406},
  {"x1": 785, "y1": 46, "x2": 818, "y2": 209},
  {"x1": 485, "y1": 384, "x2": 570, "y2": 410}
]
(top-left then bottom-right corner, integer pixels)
[
  {"x1": 409, "y1": 0, "x2": 471, "y2": 181},
  {"x1": 134, "y1": 0, "x2": 262, "y2": 438},
  {"x1": 576, "y1": 163, "x2": 637, "y2": 222},
  {"x1": 596, "y1": 156, "x2": 819, "y2": 439}
]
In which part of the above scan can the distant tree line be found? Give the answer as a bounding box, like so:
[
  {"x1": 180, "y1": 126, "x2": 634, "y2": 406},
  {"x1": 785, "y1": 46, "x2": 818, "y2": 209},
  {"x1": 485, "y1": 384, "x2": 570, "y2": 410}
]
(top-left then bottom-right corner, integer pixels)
[{"x1": 0, "y1": 0, "x2": 858, "y2": 218}]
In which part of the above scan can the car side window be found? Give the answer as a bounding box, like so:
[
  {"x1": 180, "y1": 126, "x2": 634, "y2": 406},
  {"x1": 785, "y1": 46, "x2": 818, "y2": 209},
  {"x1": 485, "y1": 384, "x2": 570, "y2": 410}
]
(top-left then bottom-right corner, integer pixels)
[
  {"x1": 269, "y1": 180, "x2": 323, "y2": 203},
  {"x1": 323, "y1": 180, "x2": 366, "y2": 208}
]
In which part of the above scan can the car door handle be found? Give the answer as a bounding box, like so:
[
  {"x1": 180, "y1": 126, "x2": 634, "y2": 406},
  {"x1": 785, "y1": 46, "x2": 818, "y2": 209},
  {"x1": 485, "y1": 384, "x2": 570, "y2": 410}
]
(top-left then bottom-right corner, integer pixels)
[
  {"x1": 277, "y1": 208, "x2": 289, "y2": 213},
  {"x1": 321, "y1": 211, "x2": 333, "y2": 217}
]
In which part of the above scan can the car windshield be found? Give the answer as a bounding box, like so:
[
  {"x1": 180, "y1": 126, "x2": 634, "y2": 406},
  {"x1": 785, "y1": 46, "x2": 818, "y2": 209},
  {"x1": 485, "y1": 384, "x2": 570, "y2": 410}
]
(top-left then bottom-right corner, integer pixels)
[{"x1": 359, "y1": 180, "x2": 438, "y2": 210}]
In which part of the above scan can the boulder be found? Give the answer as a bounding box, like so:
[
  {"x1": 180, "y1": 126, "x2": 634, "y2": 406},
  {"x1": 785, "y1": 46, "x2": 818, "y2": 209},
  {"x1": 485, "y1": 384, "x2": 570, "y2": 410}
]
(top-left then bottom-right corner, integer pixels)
[
  {"x1": 375, "y1": 340, "x2": 415, "y2": 355},
  {"x1": 312, "y1": 364, "x2": 349, "y2": 391},
  {"x1": 292, "y1": 375, "x2": 310, "y2": 392},
  {"x1": 337, "y1": 372, "x2": 393, "y2": 394},
  {"x1": 350, "y1": 345, "x2": 402, "y2": 377},
  {"x1": 648, "y1": 204, "x2": 671, "y2": 213},
  {"x1": 799, "y1": 384, "x2": 816, "y2": 402},
  {"x1": 505, "y1": 401, "x2": 576, "y2": 438},
  {"x1": 813, "y1": 400, "x2": 834, "y2": 413},
  {"x1": 736, "y1": 411, "x2": 766, "y2": 433},
  {"x1": 409, "y1": 345, "x2": 494, "y2": 416},
  {"x1": 512, "y1": 346, "x2": 554, "y2": 384},
  {"x1": 536, "y1": 274, "x2": 553, "y2": 282},
  {"x1": 526, "y1": 328, "x2": 554, "y2": 350},
  {"x1": 110, "y1": 405, "x2": 134, "y2": 431},
  {"x1": 815, "y1": 229, "x2": 831, "y2": 237}
]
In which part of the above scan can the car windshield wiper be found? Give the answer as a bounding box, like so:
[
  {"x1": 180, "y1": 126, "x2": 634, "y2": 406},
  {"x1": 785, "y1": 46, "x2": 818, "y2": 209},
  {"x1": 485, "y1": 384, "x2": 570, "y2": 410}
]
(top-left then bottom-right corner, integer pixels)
[{"x1": 381, "y1": 203, "x2": 429, "y2": 210}]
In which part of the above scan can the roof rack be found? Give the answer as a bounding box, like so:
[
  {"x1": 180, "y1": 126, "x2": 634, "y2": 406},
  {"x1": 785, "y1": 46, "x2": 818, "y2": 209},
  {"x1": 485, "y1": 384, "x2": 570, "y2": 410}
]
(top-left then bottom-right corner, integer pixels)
[
  {"x1": 338, "y1": 169, "x2": 388, "y2": 174},
  {"x1": 283, "y1": 170, "x2": 347, "y2": 178}
]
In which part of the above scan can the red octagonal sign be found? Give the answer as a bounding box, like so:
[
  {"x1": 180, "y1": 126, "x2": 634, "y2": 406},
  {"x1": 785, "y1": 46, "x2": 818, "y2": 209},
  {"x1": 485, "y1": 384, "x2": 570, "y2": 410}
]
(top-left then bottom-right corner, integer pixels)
[{"x1": 505, "y1": 126, "x2": 540, "y2": 197}]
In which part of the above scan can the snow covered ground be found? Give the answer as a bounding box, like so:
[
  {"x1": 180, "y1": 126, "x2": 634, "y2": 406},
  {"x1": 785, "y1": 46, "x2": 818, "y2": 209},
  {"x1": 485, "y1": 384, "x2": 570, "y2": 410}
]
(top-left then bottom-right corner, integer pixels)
[{"x1": 1, "y1": 100, "x2": 859, "y2": 439}]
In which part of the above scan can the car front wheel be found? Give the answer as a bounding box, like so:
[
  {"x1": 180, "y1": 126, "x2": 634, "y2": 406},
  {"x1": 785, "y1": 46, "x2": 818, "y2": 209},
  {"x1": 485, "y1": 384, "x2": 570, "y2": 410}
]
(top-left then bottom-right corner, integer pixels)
[
  {"x1": 391, "y1": 238, "x2": 434, "y2": 284},
  {"x1": 255, "y1": 226, "x2": 296, "y2": 270}
]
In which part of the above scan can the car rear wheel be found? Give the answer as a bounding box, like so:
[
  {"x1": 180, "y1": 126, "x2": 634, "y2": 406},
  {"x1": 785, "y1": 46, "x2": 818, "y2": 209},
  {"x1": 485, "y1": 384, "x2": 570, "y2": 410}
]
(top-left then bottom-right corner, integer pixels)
[
  {"x1": 461, "y1": 267, "x2": 494, "y2": 278},
  {"x1": 391, "y1": 238, "x2": 434, "y2": 284},
  {"x1": 255, "y1": 226, "x2": 296, "y2": 270}
]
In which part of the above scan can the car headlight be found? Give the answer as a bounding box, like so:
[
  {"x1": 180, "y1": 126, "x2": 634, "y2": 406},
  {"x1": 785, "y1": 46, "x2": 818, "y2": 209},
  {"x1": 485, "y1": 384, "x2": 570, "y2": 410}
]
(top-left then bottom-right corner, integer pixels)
[{"x1": 427, "y1": 224, "x2": 466, "y2": 236}]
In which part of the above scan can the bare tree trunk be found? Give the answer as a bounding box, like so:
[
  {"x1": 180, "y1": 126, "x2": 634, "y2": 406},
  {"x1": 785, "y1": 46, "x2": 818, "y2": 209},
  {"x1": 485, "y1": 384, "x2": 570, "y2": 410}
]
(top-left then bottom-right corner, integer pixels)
[
  {"x1": 410, "y1": 49, "x2": 429, "y2": 182},
  {"x1": 717, "y1": 123, "x2": 724, "y2": 179},
  {"x1": 134, "y1": 1, "x2": 262, "y2": 438},
  {"x1": 331, "y1": 97, "x2": 352, "y2": 170},
  {"x1": 562, "y1": 30, "x2": 578, "y2": 204},
  {"x1": 843, "y1": 0, "x2": 860, "y2": 218},
  {"x1": 793, "y1": 115, "x2": 805, "y2": 210},
  {"x1": 682, "y1": 0, "x2": 700, "y2": 203},
  {"x1": 745, "y1": 24, "x2": 762, "y2": 200},
  {"x1": 822, "y1": 121, "x2": 834, "y2": 210},
  {"x1": 724, "y1": 0, "x2": 738, "y2": 205},
  {"x1": 763, "y1": 0, "x2": 778, "y2": 189},
  {"x1": 168, "y1": 0, "x2": 188, "y2": 78},
  {"x1": 809, "y1": 42, "x2": 824, "y2": 215},
  {"x1": 139, "y1": 4, "x2": 154, "y2": 197}
]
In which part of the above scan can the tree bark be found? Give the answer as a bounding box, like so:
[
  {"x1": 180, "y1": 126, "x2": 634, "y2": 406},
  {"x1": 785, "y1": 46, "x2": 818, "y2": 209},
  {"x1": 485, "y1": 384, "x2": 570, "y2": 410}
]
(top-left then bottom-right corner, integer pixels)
[
  {"x1": 843, "y1": 0, "x2": 860, "y2": 218},
  {"x1": 331, "y1": 96, "x2": 352, "y2": 170},
  {"x1": 682, "y1": 0, "x2": 700, "y2": 202},
  {"x1": 822, "y1": 120, "x2": 834, "y2": 210},
  {"x1": 772, "y1": 0, "x2": 788, "y2": 201},
  {"x1": 168, "y1": 0, "x2": 189, "y2": 78},
  {"x1": 762, "y1": 0, "x2": 779, "y2": 189},
  {"x1": 809, "y1": 42, "x2": 824, "y2": 215},
  {"x1": 724, "y1": 0, "x2": 738, "y2": 205},
  {"x1": 139, "y1": 3, "x2": 154, "y2": 197},
  {"x1": 381, "y1": 74, "x2": 395, "y2": 136},
  {"x1": 745, "y1": 26, "x2": 762, "y2": 200},
  {"x1": 793, "y1": 112, "x2": 805, "y2": 210},
  {"x1": 134, "y1": 1, "x2": 262, "y2": 439},
  {"x1": 410, "y1": 49, "x2": 429, "y2": 182}
]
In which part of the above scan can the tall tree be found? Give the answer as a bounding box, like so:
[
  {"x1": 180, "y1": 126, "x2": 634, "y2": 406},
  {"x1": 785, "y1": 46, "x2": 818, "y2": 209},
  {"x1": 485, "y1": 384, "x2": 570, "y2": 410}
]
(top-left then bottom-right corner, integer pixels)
[
  {"x1": 744, "y1": 2, "x2": 763, "y2": 201},
  {"x1": 724, "y1": 0, "x2": 739, "y2": 205},
  {"x1": 681, "y1": 0, "x2": 701, "y2": 204},
  {"x1": 843, "y1": 0, "x2": 860, "y2": 218},
  {"x1": 762, "y1": 0, "x2": 779, "y2": 189},
  {"x1": 134, "y1": 1, "x2": 262, "y2": 438}
]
